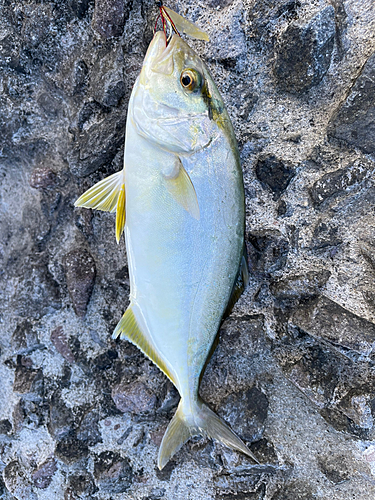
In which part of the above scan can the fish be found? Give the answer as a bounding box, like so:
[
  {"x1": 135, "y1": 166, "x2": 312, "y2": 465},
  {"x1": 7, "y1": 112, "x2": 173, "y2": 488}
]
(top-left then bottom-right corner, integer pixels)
[{"x1": 75, "y1": 21, "x2": 257, "y2": 469}]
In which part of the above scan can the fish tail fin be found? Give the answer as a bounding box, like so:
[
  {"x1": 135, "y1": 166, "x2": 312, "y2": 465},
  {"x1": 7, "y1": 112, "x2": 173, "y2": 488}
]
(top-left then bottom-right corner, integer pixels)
[
  {"x1": 157, "y1": 397, "x2": 258, "y2": 470},
  {"x1": 158, "y1": 399, "x2": 191, "y2": 470}
]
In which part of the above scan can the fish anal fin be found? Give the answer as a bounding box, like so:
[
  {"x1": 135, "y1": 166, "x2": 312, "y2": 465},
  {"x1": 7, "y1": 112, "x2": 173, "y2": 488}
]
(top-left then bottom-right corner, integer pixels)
[
  {"x1": 164, "y1": 157, "x2": 200, "y2": 220},
  {"x1": 112, "y1": 306, "x2": 174, "y2": 384},
  {"x1": 223, "y1": 246, "x2": 249, "y2": 319}
]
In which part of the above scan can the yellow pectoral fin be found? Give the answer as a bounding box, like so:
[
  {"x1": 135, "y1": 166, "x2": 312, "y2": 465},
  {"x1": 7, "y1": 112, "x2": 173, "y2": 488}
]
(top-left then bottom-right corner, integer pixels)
[
  {"x1": 115, "y1": 184, "x2": 126, "y2": 244},
  {"x1": 163, "y1": 6, "x2": 209, "y2": 41},
  {"x1": 75, "y1": 170, "x2": 126, "y2": 243},
  {"x1": 112, "y1": 306, "x2": 174, "y2": 384},
  {"x1": 164, "y1": 158, "x2": 200, "y2": 220},
  {"x1": 74, "y1": 171, "x2": 124, "y2": 213}
]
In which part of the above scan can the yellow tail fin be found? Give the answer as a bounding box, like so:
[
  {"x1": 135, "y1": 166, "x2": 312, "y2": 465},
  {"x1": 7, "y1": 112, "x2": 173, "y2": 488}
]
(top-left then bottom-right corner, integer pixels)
[{"x1": 158, "y1": 397, "x2": 258, "y2": 470}]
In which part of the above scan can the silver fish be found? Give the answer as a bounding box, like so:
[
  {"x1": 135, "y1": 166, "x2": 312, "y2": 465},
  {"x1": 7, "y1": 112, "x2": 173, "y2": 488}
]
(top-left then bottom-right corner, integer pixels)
[{"x1": 75, "y1": 28, "x2": 257, "y2": 469}]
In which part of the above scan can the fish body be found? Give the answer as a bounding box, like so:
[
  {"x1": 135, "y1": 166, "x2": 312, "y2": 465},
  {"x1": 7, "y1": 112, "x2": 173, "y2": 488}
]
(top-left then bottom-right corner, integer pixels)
[{"x1": 75, "y1": 31, "x2": 256, "y2": 469}]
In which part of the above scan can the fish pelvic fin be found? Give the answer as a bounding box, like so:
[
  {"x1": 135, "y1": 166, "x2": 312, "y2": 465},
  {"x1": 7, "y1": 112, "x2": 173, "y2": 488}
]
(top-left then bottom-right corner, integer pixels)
[
  {"x1": 74, "y1": 171, "x2": 126, "y2": 243},
  {"x1": 164, "y1": 157, "x2": 200, "y2": 220},
  {"x1": 158, "y1": 397, "x2": 258, "y2": 470},
  {"x1": 112, "y1": 305, "x2": 174, "y2": 384}
]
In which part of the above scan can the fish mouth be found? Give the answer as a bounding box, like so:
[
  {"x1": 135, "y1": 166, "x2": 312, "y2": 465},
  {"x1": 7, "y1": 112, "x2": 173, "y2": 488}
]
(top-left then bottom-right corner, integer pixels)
[{"x1": 142, "y1": 32, "x2": 180, "y2": 78}]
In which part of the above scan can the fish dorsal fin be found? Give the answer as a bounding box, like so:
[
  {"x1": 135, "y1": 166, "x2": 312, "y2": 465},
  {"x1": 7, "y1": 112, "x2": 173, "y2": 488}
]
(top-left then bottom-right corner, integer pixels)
[
  {"x1": 74, "y1": 171, "x2": 126, "y2": 243},
  {"x1": 164, "y1": 157, "x2": 200, "y2": 220},
  {"x1": 163, "y1": 6, "x2": 209, "y2": 41},
  {"x1": 223, "y1": 246, "x2": 249, "y2": 319},
  {"x1": 112, "y1": 305, "x2": 174, "y2": 384}
]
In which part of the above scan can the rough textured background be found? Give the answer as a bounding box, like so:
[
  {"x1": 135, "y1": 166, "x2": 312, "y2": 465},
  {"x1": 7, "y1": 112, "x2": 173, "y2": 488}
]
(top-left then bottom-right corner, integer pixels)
[{"x1": 1, "y1": 0, "x2": 375, "y2": 499}]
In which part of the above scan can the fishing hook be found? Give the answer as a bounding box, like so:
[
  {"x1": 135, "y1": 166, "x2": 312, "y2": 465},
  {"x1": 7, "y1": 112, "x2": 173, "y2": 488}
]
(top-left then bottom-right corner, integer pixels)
[{"x1": 154, "y1": 1, "x2": 181, "y2": 45}]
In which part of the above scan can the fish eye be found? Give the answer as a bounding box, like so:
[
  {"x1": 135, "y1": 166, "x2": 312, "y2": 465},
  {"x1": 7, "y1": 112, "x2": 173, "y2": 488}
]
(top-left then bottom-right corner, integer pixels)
[{"x1": 180, "y1": 69, "x2": 202, "y2": 92}]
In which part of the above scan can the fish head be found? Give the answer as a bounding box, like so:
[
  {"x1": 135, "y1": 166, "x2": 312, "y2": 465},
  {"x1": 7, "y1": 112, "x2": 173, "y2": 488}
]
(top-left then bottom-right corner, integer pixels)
[{"x1": 130, "y1": 32, "x2": 229, "y2": 155}]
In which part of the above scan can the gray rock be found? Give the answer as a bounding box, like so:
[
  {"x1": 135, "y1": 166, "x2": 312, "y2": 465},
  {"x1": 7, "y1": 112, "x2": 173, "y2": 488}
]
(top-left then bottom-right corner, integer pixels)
[
  {"x1": 50, "y1": 326, "x2": 75, "y2": 363},
  {"x1": 291, "y1": 296, "x2": 375, "y2": 355},
  {"x1": 255, "y1": 155, "x2": 295, "y2": 199},
  {"x1": 271, "y1": 481, "x2": 315, "y2": 500},
  {"x1": 1, "y1": 1, "x2": 375, "y2": 499},
  {"x1": 3, "y1": 461, "x2": 37, "y2": 500},
  {"x1": 112, "y1": 380, "x2": 157, "y2": 414},
  {"x1": 13, "y1": 356, "x2": 43, "y2": 394},
  {"x1": 309, "y1": 162, "x2": 370, "y2": 207},
  {"x1": 0, "y1": 420, "x2": 12, "y2": 435},
  {"x1": 270, "y1": 270, "x2": 331, "y2": 301},
  {"x1": 317, "y1": 454, "x2": 351, "y2": 484},
  {"x1": 11, "y1": 321, "x2": 39, "y2": 354},
  {"x1": 219, "y1": 386, "x2": 269, "y2": 442},
  {"x1": 93, "y1": 451, "x2": 133, "y2": 493},
  {"x1": 47, "y1": 391, "x2": 74, "y2": 440},
  {"x1": 55, "y1": 434, "x2": 89, "y2": 465},
  {"x1": 64, "y1": 248, "x2": 96, "y2": 317},
  {"x1": 273, "y1": 6, "x2": 336, "y2": 93},
  {"x1": 65, "y1": 472, "x2": 97, "y2": 497},
  {"x1": 328, "y1": 52, "x2": 375, "y2": 153},
  {"x1": 247, "y1": 231, "x2": 289, "y2": 274},
  {"x1": 77, "y1": 409, "x2": 102, "y2": 446},
  {"x1": 92, "y1": 0, "x2": 129, "y2": 39},
  {"x1": 29, "y1": 167, "x2": 57, "y2": 190},
  {"x1": 32, "y1": 459, "x2": 58, "y2": 489}
]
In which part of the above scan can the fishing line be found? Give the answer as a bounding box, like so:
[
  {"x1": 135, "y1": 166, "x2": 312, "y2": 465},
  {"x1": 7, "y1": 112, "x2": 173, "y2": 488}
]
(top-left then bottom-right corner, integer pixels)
[{"x1": 154, "y1": 1, "x2": 181, "y2": 44}]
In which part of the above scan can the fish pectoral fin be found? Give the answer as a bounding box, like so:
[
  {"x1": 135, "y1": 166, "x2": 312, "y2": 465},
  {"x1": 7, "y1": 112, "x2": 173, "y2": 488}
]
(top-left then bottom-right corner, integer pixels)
[
  {"x1": 223, "y1": 245, "x2": 250, "y2": 319},
  {"x1": 115, "y1": 184, "x2": 126, "y2": 244},
  {"x1": 163, "y1": 6, "x2": 209, "y2": 41},
  {"x1": 112, "y1": 305, "x2": 174, "y2": 384},
  {"x1": 164, "y1": 157, "x2": 200, "y2": 220},
  {"x1": 74, "y1": 171, "x2": 126, "y2": 243}
]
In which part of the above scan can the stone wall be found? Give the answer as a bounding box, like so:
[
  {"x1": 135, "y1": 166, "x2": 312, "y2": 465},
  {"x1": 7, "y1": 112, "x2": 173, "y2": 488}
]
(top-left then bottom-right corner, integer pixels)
[{"x1": 0, "y1": 0, "x2": 375, "y2": 499}]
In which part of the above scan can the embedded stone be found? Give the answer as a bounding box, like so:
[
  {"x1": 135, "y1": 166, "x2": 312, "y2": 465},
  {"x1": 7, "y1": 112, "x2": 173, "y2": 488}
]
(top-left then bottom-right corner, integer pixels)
[
  {"x1": 32, "y1": 459, "x2": 58, "y2": 489},
  {"x1": 255, "y1": 155, "x2": 295, "y2": 198},
  {"x1": 309, "y1": 163, "x2": 368, "y2": 207},
  {"x1": 112, "y1": 380, "x2": 157, "y2": 414},
  {"x1": 270, "y1": 270, "x2": 331, "y2": 301},
  {"x1": 64, "y1": 248, "x2": 96, "y2": 317},
  {"x1": 92, "y1": 0, "x2": 128, "y2": 38},
  {"x1": 328, "y1": 51, "x2": 375, "y2": 153},
  {"x1": 273, "y1": 6, "x2": 336, "y2": 92},
  {"x1": 291, "y1": 296, "x2": 375, "y2": 355},
  {"x1": 50, "y1": 326, "x2": 75, "y2": 363},
  {"x1": 93, "y1": 451, "x2": 133, "y2": 493},
  {"x1": 13, "y1": 355, "x2": 43, "y2": 394},
  {"x1": 3, "y1": 461, "x2": 37, "y2": 500},
  {"x1": 29, "y1": 167, "x2": 57, "y2": 190}
]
